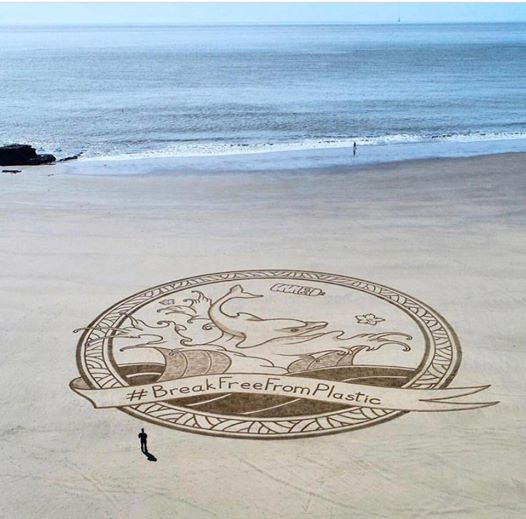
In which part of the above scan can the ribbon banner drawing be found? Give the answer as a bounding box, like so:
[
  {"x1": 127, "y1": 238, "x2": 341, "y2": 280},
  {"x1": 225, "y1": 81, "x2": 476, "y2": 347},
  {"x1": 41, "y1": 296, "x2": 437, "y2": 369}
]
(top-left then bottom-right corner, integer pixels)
[{"x1": 71, "y1": 374, "x2": 497, "y2": 412}]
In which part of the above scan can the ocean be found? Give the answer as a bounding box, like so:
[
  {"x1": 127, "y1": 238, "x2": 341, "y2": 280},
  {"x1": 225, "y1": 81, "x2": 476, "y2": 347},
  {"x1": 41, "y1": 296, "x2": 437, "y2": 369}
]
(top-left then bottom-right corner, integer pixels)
[{"x1": 1, "y1": 23, "x2": 526, "y2": 170}]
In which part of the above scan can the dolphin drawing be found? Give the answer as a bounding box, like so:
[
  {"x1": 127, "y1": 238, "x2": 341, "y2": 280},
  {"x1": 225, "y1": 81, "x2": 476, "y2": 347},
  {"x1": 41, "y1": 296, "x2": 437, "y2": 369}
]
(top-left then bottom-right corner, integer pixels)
[{"x1": 208, "y1": 284, "x2": 328, "y2": 349}]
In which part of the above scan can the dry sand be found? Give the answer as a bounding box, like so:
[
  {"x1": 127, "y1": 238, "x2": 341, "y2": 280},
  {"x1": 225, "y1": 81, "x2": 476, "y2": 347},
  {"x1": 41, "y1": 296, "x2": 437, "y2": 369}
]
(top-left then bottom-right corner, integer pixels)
[{"x1": 1, "y1": 153, "x2": 525, "y2": 518}]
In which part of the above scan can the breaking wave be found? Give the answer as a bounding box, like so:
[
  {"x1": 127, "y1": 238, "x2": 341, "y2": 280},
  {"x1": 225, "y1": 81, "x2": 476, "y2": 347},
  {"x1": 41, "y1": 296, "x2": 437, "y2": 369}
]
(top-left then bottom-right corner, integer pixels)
[{"x1": 85, "y1": 130, "x2": 526, "y2": 162}]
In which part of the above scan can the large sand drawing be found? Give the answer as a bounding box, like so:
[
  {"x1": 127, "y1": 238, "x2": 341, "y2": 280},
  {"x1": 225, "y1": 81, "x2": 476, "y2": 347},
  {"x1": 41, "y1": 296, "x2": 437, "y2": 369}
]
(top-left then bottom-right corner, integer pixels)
[{"x1": 71, "y1": 270, "x2": 496, "y2": 439}]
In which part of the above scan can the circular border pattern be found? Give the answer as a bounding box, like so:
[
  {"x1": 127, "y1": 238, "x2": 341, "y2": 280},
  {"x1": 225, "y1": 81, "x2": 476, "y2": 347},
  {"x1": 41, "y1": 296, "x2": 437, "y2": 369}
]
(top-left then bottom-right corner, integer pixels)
[{"x1": 76, "y1": 270, "x2": 461, "y2": 439}]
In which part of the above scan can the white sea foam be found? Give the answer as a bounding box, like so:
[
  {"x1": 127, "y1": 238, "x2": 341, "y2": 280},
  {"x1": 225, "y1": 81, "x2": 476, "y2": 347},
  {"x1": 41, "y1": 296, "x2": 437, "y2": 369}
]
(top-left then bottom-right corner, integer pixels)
[{"x1": 84, "y1": 131, "x2": 526, "y2": 162}]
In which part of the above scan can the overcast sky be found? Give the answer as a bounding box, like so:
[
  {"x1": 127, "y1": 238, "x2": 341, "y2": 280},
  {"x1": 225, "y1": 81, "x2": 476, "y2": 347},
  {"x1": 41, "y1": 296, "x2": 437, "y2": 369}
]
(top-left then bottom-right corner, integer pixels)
[{"x1": 1, "y1": 3, "x2": 525, "y2": 26}]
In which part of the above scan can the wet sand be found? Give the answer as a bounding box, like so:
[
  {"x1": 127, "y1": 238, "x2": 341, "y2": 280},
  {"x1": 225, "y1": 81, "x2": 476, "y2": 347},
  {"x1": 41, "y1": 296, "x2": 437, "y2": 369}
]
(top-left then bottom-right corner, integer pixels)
[{"x1": 1, "y1": 153, "x2": 525, "y2": 518}]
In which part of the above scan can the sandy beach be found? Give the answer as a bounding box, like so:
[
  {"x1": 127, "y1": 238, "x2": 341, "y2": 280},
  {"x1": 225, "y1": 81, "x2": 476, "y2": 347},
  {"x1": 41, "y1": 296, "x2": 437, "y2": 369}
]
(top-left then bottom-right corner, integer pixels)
[{"x1": 1, "y1": 153, "x2": 525, "y2": 517}]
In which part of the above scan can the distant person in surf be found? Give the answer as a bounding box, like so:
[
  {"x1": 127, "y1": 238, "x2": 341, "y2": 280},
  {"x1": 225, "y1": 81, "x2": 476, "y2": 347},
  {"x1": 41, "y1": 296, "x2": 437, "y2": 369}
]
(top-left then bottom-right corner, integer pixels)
[{"x1": 353, "y1": 142, "x2": 357, "y2": 156}]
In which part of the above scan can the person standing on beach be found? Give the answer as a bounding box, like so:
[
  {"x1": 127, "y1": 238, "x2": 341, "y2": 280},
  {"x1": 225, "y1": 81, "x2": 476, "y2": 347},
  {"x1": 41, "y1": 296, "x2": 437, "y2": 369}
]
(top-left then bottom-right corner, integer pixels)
[
  {"x1": 138, "y1": 428, "x2": 148, "y2": 454},
  {"x1": 353, "y1": 141, "x2": 357, "y2": 156}
]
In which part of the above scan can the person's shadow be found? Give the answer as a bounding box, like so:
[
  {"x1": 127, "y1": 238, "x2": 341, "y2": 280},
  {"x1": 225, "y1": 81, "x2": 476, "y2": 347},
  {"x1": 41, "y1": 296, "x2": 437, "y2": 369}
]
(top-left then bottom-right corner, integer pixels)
[
  {"x1": 138, "y1": 428, "x2": 157, "y2": 462},
  {"x1": 145, "y1": 451, "x2": 157, "y2": 462}
]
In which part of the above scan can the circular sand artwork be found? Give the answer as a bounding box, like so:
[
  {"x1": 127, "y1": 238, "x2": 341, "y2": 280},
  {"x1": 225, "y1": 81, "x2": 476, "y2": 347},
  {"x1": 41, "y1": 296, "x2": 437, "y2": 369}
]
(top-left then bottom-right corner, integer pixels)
[{"x1": 71, "y1": 270, "x2": 495, "y2": 439}]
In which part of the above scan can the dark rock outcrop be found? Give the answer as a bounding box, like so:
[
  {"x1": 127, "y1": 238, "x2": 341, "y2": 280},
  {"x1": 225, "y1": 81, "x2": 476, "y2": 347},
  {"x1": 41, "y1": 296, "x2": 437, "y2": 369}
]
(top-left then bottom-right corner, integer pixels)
[
  {"x1": 57, "y1": 152, "x2": 83, "y2": 162},
  {"x1": 0, "y1": 144, "x2": 56, "y2": 166}
]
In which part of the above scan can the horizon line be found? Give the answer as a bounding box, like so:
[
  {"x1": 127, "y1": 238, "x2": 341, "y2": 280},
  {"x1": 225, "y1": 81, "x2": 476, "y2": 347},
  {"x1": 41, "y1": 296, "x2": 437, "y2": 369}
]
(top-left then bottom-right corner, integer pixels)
[{"x1": 2, "y1": 20, "x2": 526, "y2": 27}]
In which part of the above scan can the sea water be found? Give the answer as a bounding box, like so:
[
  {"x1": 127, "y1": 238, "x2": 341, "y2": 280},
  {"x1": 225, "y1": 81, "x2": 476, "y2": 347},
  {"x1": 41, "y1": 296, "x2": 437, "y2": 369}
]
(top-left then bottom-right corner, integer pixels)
[{"x1": 1, "y1": 23, "x2": 525, "y2": 170}]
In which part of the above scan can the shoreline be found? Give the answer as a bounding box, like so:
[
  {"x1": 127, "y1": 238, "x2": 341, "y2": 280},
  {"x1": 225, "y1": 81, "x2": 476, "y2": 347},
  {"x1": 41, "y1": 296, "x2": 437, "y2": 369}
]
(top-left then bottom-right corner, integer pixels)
[
  {"x1": 5, "y1": 130, "x2": 526, "y2": 176},
  {"x1": 17, "y1": 149, "x2": 526, "y2": 179},
  {"x1": 5, "y1": 131, "x2": 526, "y2": 178}
]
